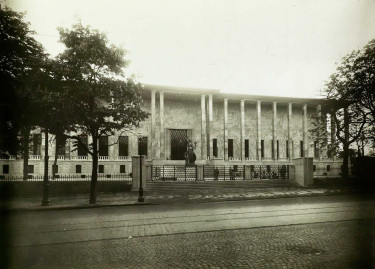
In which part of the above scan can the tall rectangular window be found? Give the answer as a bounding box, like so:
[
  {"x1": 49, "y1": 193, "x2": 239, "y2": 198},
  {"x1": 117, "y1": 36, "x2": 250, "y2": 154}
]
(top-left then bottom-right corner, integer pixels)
[
  {"x1": 271, "y1": 140, "x2": 274, "y2": 159},
  {"x1": 228, "y1": 139, "x2": 233, "y2": 158},
  {"x1": 277, "y1": 140, "x2": 279, "y2": 159},
  {"x1": 138, "y1": 137, "x2": 148, "y2": 156},
  {"x1": 118, "y1": 136, "x2": 129, "y2": 157},
  {"x1": 99, "y1": 136, "x2": 109, "y2": 156},
  {"x1": 314, "y1": 141, "x2": 319, "y2": 159},
  {"x1": 56, "y1": 135, "x2": 66, "y2": 156},
  {"x1": 28, "y1": 165, "x2": 34, "y2": 174},
  {"x1": 32, "y1": 134, "x2": 42, "y2": 155},
  {"x1": 76, "y1": 165, "x2": 82, "y2": 173},
  {"x1": 261, "y1": 140, "x2": 264, "y2": 158},
  {"x1": 213, "y1": 138, "x2": 218, "y2": 157},
  {"x1": 286, "y1": 140, "x2": 289, "y2": 158},
  {"x1": 245, "y1": 139, "x2": 249, "y2": 158},
  {"x1": 300, "y1": 141, "x2": 304, "y2": 157},
  {"x1": 3, "y1": 165, "x2": 9, "y2": 174},
  {"x1": 52, "y1": 165, "x2": 58, "y2": 174},
  {"x1": 98, "y1": 165, "x2": 104, "y2": 173},
  {"x1": 120, "y1": 165, "x2": 126, "y2": 173},
  {"x1": 77, "y1": 135, "x2": 88, "y2": 156}
]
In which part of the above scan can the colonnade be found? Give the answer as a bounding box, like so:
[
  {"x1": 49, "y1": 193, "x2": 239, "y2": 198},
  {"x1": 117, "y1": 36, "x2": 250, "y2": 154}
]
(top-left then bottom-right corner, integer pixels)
[{"x1": 150, "y1": 90, "x2": 322, "y2": 161}]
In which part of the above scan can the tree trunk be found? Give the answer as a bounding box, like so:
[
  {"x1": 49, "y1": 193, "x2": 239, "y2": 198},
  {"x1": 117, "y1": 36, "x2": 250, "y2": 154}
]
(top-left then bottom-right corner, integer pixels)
[
  {"x1": 41, "y1": 129, "x2": 49, "y2": 206},
  {"x1": 342, "y1": 142, "x2": 349, "y2": 180},
  {"x1": 53, "y1": 137, "x2": 58, "y2": 180},
  {"x1": 342, "y1": 108, "x2": 350, "y2": 180},
  {"x1": 89, "y1": 135, "x2": 98, "y2": 204},
  {"x1": 21, "y1": 128, "x2": 30, "y2": 181}
]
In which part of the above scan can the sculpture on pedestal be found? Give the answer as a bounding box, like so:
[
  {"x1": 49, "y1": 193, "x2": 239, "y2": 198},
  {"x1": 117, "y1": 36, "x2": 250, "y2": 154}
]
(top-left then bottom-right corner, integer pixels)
[{"x1": 184, "y1": 139, "x2": 197, "y2": 165}]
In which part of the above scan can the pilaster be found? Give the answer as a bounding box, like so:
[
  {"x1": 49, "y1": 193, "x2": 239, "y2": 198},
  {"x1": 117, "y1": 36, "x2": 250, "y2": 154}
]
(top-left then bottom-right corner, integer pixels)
[
  {"x1": 272, "y1": 102, "x2": 277, "y2": 160},
  {"x1": 224, "y1": 99, "x2": 228, "y2": 161},
  {"x1": 159, "y1": 91, "x2": 164, "y2": 159},
  {"x1": 150, "y1": 90, "x2": 156, "y2": 159},
  {"x1": 240, "y1": 100, "x2": 245, "y2": 160},
  {"x1": 288, "y1": 103, "x2": 292, "y2": 160},
  {"x1": 302, "y1": 104, "x2": 308, "y2": 157},
  {"x1": 201, "y1": 94, "x2": 207, "y2": 159},
  {"x1": 257, "y1": 101, "x2": 262, "y2": 161},
  {"x1": 208, "y1": 94, "x2": 213, "y2": 159}
]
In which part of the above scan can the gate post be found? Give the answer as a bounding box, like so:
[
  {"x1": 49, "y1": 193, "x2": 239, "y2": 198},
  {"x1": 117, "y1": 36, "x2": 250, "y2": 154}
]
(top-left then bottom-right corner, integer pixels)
[
  {"x1": 292, "y1": 157, "x2": 313, "y2": 186},
  {"x1": 131, "y1": 156, "x2": 146, "y2": 191},
  {"x1": 245, "y1": 165, "x2": 251, "y2": 180},
  {"x1": 197, "y1": 165, "x2": 203, "y2": 181}
]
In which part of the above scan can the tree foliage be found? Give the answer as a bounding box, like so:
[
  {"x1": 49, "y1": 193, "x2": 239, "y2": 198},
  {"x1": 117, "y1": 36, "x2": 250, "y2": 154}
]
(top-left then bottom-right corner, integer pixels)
[
  {"x1": 56, "y1": 23, "x2": 149, "y2": 203},
  {"x1": 322, "y1": 39, "x2": 375, "y2": 179}
]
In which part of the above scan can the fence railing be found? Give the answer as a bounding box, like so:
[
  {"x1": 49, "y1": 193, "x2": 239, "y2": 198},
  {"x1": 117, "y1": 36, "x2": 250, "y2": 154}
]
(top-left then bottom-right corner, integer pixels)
[
  {"x1": 250, "y1": 165, "x2": 289, "y2": 180},
  {"x1": 203, "y1": 165, "x2": 245, "y2": 181},
  {"x1": 1, "y1": 173, "x2": 132, "y2": 182},
  {"x1": 0, "y1": 174, "x2": 132, "y2": 197},
  {"x1": 152, "y1": 165, "x2": 197, "y2": 181}
]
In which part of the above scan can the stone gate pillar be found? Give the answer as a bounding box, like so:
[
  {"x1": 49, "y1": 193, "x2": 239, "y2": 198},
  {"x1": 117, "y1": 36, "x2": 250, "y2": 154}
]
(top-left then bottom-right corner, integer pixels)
[{"x1": 131, "y1": 156, "x2": 146, "y2": 191}]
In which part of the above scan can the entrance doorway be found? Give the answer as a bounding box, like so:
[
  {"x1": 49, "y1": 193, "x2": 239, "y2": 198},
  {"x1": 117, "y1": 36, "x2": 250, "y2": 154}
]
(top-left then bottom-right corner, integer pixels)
[{"x1": 170, "y1": 129, "x2": 188, "y2": 160}]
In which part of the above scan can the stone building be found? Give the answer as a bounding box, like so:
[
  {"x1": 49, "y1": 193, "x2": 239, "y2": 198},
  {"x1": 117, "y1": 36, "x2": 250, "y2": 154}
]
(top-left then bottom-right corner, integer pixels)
[{"x1": 0, "y1": 84, "x2": 343, "y2": 179}]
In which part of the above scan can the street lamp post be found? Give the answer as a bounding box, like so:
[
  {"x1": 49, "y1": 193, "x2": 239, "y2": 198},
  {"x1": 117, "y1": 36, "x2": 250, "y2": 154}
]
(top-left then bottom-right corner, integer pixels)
[{"x1": 138, "y1": 132, "x2": 145, "y2": 202}]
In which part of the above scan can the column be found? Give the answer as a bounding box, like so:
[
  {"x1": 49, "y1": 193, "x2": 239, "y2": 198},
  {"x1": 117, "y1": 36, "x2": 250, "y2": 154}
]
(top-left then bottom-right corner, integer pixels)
[
  {"x1": 208, "y1": 94, "x2": 213, "y2": 159},
  {"x1": 330, "y1": 112, "x2": 336, "y2": 160},
  {"x1": 159, "y1": 91, "x2": 164, "y2": 159},
  {"x1": 150, "y1": 90, "x2": 156, "y2": 159},
  {"x1": 316, "y1": 105, "x2": 321, "y2": 160},
  {"x1": 302, "y1": 104, "x2": 308, "y2": 157},
  {"x1": 240, "y1": 100, "x2": 245, "y2": 160},
  {"x1": 224, "y1": 99, "x2": 228, "y2": 161},
  {"x1": 257, "y1": 101, "x2": 262, "y2": 161},
  {"x1": 201, "y1": 94, "x2": 207, "y2": 159},
  {"x1": 288, "y1": 103, "x2": 292, "y2": 160},
  {"x1": 272, "y1": 102, "x2": 277, "y2": 160}
]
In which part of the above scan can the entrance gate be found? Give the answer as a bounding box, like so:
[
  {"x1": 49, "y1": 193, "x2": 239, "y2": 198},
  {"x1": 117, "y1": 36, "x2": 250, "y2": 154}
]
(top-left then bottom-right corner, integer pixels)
[
  {"x1": 151, "y1": 165, "x2": 290, "y2": 181},
  {"x1": 152, "y1": 165, "x2": 197, "y2": 181},
  {"x1": 170, "y1": 129, "x2": 187, "y2": 160}
]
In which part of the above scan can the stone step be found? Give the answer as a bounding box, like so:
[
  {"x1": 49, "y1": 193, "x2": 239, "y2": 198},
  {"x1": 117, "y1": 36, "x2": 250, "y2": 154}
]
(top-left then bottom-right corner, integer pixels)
[{"x1": 145, "y1": 180, "x2": 298, "y2": 191}]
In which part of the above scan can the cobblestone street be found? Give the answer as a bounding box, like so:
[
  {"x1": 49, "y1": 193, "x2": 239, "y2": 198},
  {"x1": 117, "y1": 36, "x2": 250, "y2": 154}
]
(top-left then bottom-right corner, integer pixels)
[
  {"x1": 10, "y1": 219, "x2": 375, "y2": 269},
  {"x1": 4, "y1": 195, "x2": 375, "y2": 268}
]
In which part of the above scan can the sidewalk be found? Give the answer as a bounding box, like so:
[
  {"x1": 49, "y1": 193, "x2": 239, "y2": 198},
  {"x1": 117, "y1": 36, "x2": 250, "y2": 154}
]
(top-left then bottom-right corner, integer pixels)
[{"x1": 3, "y1": 185, "x2": 357, "y2": 212}]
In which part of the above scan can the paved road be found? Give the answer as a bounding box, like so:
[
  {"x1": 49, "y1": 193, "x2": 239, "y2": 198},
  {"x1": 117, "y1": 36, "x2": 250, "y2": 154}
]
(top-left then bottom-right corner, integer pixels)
[{"x1": 3, "y1": 195, "x2": 375, "y2": 268}]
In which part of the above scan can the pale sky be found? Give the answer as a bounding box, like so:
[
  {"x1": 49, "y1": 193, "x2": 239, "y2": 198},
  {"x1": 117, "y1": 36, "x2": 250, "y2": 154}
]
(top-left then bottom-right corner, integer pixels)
[{"x1": 7, "y1": 0, "x2": 375, "y2": 98}]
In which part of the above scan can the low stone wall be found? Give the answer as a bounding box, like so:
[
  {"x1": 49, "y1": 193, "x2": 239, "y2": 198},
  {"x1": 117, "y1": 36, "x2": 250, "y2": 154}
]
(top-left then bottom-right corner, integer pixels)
[
  {"x1": 0, "y1": 181, "x2": 131, "y2": 198},
  {"x1": 0, "y1": 159, "x2": 133, "y2": 177}
]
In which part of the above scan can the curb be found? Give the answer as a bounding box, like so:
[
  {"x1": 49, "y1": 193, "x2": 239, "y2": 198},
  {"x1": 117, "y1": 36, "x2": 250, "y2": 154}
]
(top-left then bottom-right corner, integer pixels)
[
  {"x1": 5, "y1": 202, "x2": 154, "y2": 213},
  {"x1": 5, "y1": 189, "x2": 358, "y2": 213}
]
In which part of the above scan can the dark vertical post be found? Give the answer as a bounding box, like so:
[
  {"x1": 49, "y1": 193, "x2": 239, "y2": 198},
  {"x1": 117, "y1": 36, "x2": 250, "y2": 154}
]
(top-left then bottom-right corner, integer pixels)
[
  {"x1": 41, "y1": 129, "x2": 49, "y2": 206},
  {"x1": 138, "y1": 154, "x2": 144, "y2": 202}
]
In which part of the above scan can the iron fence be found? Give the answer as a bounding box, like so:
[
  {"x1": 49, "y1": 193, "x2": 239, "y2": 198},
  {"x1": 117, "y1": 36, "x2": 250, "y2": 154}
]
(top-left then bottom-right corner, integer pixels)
[
  {"x1": 250, "y1": 165, "x2": 289, "y2": 180},
  {"x1": 0, "y1": 174, "x2": 132, "y2": 197},
  {"x1": 203, "y1": 165, "x2": 245, "y2": 181},
  {"x1": 152, "y1": 165, "x2": 197, "y2": 181}
]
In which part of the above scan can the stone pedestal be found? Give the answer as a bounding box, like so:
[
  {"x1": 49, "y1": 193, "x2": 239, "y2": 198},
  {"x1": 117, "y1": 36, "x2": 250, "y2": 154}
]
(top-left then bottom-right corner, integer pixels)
[
  {"x1": 245, "y1": 165, "x2": 251, "y2": 180},
  {"x1": 292, "y1": 157, "x2": 313, "y2": 187},
  {"x1": 131, "y1": 156, "x2": 146, "y2": 191},
  {"x1": 197, "y1": 165, "x2": 203, "y2": 181}
]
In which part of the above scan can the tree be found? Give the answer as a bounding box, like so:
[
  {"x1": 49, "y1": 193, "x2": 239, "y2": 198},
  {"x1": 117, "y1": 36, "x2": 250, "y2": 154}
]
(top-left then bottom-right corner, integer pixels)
[
  {"x1": 323, "y1": 40, "x2": 375, "y2": 179},
  {"x1": 0, "y1": 5, "x2": 47, "y2": 179},
  {"x1": 56, "y1": 23, "x2": 149, "y2": 204}
]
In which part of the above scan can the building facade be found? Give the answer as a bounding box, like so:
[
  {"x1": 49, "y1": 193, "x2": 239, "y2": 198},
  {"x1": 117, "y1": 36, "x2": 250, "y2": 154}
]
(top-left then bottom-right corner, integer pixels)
[{"x1": 0, "y1": 84, "x2": 343, "y2": 179}]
